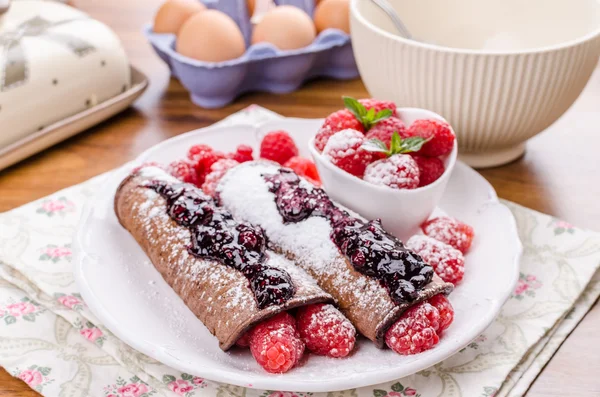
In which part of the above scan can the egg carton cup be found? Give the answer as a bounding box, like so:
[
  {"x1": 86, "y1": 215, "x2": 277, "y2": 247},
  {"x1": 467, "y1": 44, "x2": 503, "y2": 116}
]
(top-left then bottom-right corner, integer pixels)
[{"x1": 144, "y1": 0, "x2": 358, "y2": 108}]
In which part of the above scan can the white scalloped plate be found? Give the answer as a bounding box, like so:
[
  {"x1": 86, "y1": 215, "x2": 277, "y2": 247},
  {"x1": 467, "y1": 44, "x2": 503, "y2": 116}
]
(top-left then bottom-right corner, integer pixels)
[{"x1": 74, "y1": 118, "x2": 521, "y2": 392}]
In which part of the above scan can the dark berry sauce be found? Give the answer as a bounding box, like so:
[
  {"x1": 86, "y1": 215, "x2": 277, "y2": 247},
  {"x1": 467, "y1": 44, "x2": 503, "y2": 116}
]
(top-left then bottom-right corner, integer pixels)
[
  {"x1": 145, "y1": 180, "x2": 295, "y2": 309},
  {"x1": 263, "y1": 169, "x2": 433, "y2": 305}
]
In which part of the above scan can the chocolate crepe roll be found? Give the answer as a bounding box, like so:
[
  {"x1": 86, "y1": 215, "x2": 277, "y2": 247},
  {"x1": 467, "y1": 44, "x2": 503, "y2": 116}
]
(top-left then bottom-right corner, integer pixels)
[
  {"x1": 114, "y1": 166, "x2": 333, "y2": 351},
  {"x1": 217, "y1": 162, "x2": 454, "y2": 348}
]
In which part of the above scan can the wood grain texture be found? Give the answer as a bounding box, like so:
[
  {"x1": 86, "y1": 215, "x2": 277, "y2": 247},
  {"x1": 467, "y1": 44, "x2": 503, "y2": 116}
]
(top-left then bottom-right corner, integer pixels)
[{"x1": 0, "y1": 0, "x2": 598, "y2": 395}]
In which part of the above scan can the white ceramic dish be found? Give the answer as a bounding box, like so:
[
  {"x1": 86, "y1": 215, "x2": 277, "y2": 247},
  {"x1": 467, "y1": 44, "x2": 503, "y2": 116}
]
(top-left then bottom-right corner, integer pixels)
[
  {"x1": 309, "y1": 107, "x2": 458, "y2": 241},
  {"x1": 0, "y1": 67, "x2": 148, "y2": 172},
  {"x1": 74, "y1": 120, "x2": 521, "y2": 392},
  {"x1": 350, "y1": 0, "x2": 600, "y2": 168}
]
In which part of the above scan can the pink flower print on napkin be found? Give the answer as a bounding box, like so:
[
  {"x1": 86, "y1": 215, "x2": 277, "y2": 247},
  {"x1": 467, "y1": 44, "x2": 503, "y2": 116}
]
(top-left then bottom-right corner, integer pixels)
[
  {"x1": 191, "y1": 377, "x2": 204, "y2": 386},
  {"x1": 103, "y1": 376, "x2": 154, "y2": 397},
  {"x1": 117, "y1": 383, "x2": 149, "y2": 397},
  {"x1": 0, "y1": 297, "x2": 44, "y2": 325},
  {"x1": 268, "y1": 392, "x2": 300, "y2": 397},
  {"x1": 552, "y1": 219, "x2": 575, "y2": 235},
  {"x1": 40, "y1": 244, "x2": 72, "y2": 263},
  {"x1": 18, "y1": 369, "x2": 43, "y2": 387},
  {"x1": 162, "y1": 374, "x2": 205, "y2": 395},
  {"x1": 373, "y1": 382, "x2": 421, "y2": 397},
  {"x1": 13, "y1": 366, "x2": 53, "y2": 392},
  {"x1": 513, "y1": 273, "x2": 542, "y2": 300},
  {"x1": 36, "y1": 197, "x2": 75, "y2": 217},
  {"x1": 80, "y1": 326, "x2": 103, "y2": 342},
  {"x1": 57, "y1": 294, "x2": 82, "y2": 309},
  {"x1": 7, "y1": 302, "x2": 36, "y2": 317},
  {"x1": 168, "y1": 380, "x2": 194, "y2": 395}
]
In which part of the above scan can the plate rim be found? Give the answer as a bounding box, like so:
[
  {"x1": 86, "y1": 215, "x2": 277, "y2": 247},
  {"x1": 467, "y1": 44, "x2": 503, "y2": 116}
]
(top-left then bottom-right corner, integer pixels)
[{"x1": 74, "y1": 119, "x2": 522, "y2": 392}]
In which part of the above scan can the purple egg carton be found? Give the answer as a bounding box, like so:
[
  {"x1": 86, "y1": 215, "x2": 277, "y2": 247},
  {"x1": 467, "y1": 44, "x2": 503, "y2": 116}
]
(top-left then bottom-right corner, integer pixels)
[{"x1": 144, "y1": 0, "x2": 359, "y2": 108}]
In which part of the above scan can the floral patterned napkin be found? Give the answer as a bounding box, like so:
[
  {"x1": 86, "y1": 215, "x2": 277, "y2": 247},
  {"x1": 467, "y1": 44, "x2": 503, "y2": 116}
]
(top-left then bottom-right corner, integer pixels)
[{"x1": 0, "y1": 106, "x2": 599, "y2": 397}]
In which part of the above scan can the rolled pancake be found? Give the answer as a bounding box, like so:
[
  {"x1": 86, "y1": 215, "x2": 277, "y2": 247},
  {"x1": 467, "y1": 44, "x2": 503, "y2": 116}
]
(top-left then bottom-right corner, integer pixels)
[
  {"x1": 217, "y1": 161, "x2": 453, "y2": 348},
  {"x1": 114, "y1": 166, "x2": 333, "y2": 351}
]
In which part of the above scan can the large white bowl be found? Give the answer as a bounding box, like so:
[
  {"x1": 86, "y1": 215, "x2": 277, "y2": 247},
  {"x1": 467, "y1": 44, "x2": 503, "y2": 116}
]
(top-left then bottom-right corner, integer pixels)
[{"x1": 350, "y1": 0, "x2": 600, "y2": 167}]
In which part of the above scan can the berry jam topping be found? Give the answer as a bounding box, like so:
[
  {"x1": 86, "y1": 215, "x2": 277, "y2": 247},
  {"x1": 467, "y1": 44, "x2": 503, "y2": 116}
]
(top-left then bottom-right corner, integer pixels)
[
  {"x1": 145, "y1": 180, "x2": 295, "y2": 309},
  {"x1": 264, "y1": 169, "x2": 433, "y2": 305}
]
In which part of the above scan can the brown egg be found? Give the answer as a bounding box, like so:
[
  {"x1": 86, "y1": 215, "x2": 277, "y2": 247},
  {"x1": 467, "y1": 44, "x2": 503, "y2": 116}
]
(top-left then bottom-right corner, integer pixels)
[
  {"x1": 177, "y1": 10, "x2": 246, "y2": 62},
  {"x1": 154, "y1": 0, "x2": 206, "y2": 34},
  {"x1": 314, "y1": 0, "x2": 350, "y2": 34},
  {"x1": 251, "y1": 5, "x2": 316, "y2": 50}
]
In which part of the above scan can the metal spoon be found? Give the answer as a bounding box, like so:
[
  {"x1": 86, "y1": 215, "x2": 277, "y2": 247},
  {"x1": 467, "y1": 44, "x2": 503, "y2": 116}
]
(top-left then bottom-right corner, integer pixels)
[{"x1": 370, "y1": 0, "x2": 414, "y2": 40}]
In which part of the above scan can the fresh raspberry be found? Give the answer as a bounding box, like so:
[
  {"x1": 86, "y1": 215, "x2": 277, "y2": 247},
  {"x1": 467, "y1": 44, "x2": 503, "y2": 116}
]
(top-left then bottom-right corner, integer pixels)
[
  {"x1": 315, "y1": 109, "x2": 365, "y2": 152},
  {"x1": 284, "y1": 156, "x2": 321, "y2": 186},
  {"x1": 428, "y1": 294, "x2": 454, "y2": 333},
  {"x1": 260, "y1": 130, "x2": 299, "y2": 165},
  {"x1": 363, "y1": 154, "x2": 419, "y2": 189},
  {"x1": 323, "y1": 129, "x2": 374, "y2": 177},
  {"x1": 187, "y1": 144, "x2": 226, "y2": 184},
  {"x1": 229, "y1": 144, "x2": 254, "y2": 163},
  {"x1": 201, "y1": 159, "x2": 239, "y2": 197},
  {"x1": 385, "y1": 301, "x2": 441, "y2": 355},
  {"x1": 296, "y1": 304, "x2": 356, "y2": 358},
  {"x1": 364, "y1": 117, "x2": 406, "y2": 147},
  {"x1": 405, "y1": 119, "x2": 455, "y2": 157},
  {"x1": 421, "y1": 216, "x2": 475, "y2": 253},
  {"x1": 167, "y1": 160, "x2": 199, "y2": 186},
  {"x1": 358, "y1": 98, "x2": 397, "y2": 117},
  {"x1": 412, "y1": 155, "x2": 445, "y2": 187},
  {"x1": 187, "y1": 144, "x2": 214, "y2": 162},
  {"x1": 406, "y1": 235, "x2": 465, "y2": 285},
  {"x1": 249, "y1": 312, "x2": 304, "y2": 373}
]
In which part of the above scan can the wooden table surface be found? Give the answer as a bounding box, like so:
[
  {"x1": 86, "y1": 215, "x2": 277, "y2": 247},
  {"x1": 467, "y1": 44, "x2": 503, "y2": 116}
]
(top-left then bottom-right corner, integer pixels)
[{"x1": 1, "y1": 0, "x2": 599, "y2": 395}]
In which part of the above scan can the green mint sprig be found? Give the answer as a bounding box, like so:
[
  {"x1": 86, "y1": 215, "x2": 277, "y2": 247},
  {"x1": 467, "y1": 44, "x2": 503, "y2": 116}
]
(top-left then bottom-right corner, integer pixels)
[
  {"x1": 362, "y1": 131, "x2": 430, "y2": 157},
  {"x1": 343, "y1": 96, "x2": 392, "y2": 130}
]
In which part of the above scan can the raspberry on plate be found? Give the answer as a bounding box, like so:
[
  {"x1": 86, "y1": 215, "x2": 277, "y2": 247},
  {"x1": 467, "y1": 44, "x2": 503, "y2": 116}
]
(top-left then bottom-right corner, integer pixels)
[
  {"x1": 428, "y1": 294, "x2": 454, "y2": 333},
  {"x1": 260, "y1": 130, "x2": 299, "y2": 165},
  {"x1": 187, "y1": 144, "x2": 226, "y2": 185},
  {"x1": 167, "y1": 160, "x2": 199, "y2": 186},
  {"x1": 421, "y1": 216, "x2": 475, "y2": 253},
  {"x1": 385, "y1": 301, "x2": 441, "y2": 355},
  {"x1": 230, "y1": 144, "x2": 254, "y2": 163},
  {"x1": 365, "y1": 117, "x2": 406, "y2": 148},
  {"x1": 296, "y1": 304, "x2": 356, "y2": 358},
  {"x1": 412, "y1": 155, "x2": 445, "y2": 187},
  {"x1": 406, "y1": 235, "x2": 465, "y2": 285},
  {"x1": 284, "y1": 156, "x2": 321, "y2": 186},
  {"x1": 323, "y1": 129, "x2": 374, "y2": 177},
  {"x1": 315, "y1": 109, "x2": 365, "y2": 152},
  {"x1": 406, "y1": 119, "x2": 455, "y2": 157},
  {"x1": 249, "y1": 312, "x2": 305, "y2": 373},
  {"x1": 363, "y1": 154, "x2": 419, "y2": 189},
  {"x1": 201, "y1": 159, "x2": 239, "y2": 197},
  {"x1": 358, "y1": 98, "x2": 397, "y2": 117}
]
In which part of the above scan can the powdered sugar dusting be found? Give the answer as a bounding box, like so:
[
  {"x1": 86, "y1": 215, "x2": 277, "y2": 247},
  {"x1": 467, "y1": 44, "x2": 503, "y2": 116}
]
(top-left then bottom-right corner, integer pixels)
[
  {"x1": 217, "y1": 162, "x2": 399, "y2": 330},
  {"x1": 406, "y1": 235, "x2": 465, "y2": 285},
  {"x1": 322, "y1": 129, "x2": 364, "y2": 160},
  {"x1": 364, "y1": 154, "x2": 419, "y2": 189}
]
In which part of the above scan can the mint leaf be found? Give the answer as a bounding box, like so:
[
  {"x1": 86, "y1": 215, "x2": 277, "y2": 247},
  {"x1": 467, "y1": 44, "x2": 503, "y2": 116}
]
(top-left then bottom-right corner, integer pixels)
[
  {"x1": 400, "y1": 136, "x2": 430, "y2": 153},
  {"x1": 375, "y1": 109, "x2": 393, "y2": 120},
  {"x1": 366, "y1": 107, "x2": 375, "y2": 120},
  {"x1": 390, "y1": 131, "x2": 402, "y2": 153},
  {"x1": 373, "y1": 390, "x2": 387, "y2": 397},
  {"x1": 343, "y1": 96, "x2": 367, "y2": 120},
  {"x1": 362, "y1": 139, "x2": 389, "y2": 154}
]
